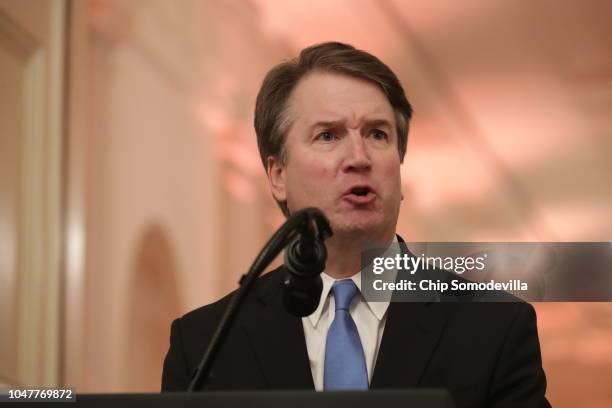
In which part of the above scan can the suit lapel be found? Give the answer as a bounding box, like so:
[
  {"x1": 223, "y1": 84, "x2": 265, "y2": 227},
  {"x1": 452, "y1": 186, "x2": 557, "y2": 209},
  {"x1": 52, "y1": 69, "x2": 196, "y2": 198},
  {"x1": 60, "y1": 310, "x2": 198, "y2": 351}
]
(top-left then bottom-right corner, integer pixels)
[
  {"x1": 371, "y1": 236, "x2": 451, "y2": 388},
  {"x1": 241, "y1": 269, "x2": 314, "y2": 389},
  {"x1": 371, "y1": 300, "x2": 449, "y2": 388}
]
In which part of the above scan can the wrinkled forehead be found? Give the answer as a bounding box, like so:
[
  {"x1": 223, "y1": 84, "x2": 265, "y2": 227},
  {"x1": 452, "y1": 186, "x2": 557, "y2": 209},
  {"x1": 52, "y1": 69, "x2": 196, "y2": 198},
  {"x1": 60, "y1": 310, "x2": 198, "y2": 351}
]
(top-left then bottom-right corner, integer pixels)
[{"x1": 287, "y1": 71, "x2": 396, "y2": 130}]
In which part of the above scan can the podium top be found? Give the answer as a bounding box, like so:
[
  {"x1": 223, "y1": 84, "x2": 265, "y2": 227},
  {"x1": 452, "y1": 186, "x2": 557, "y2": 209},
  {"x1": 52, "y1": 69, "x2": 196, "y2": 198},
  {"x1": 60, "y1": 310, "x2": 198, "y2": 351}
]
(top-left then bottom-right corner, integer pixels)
[{"x1": 78, "y1": 389, "x2": 454, "y2": 408}]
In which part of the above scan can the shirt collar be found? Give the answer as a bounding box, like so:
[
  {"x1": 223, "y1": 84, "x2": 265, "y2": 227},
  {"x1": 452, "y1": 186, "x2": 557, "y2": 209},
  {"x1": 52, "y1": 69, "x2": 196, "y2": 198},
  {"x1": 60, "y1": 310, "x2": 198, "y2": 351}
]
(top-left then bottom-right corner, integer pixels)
[{"x1": 305, "y1": 236, "x2": 398, "y2": 328}]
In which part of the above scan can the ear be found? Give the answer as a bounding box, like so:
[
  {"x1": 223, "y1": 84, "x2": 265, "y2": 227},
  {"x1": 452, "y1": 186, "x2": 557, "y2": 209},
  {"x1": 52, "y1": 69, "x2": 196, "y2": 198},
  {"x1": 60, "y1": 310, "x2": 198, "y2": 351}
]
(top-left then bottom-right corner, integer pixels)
[{"x1": 266, "y1": 156, "x2": 287, "y2": 203}]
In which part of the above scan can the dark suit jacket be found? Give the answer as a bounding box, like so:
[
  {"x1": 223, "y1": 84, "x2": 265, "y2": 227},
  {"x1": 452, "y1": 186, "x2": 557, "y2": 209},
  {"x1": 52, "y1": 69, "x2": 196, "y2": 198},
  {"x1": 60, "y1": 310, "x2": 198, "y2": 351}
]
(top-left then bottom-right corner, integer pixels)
[{"x1": 162, "y1": 262, "x2": 551, "y2": 408}]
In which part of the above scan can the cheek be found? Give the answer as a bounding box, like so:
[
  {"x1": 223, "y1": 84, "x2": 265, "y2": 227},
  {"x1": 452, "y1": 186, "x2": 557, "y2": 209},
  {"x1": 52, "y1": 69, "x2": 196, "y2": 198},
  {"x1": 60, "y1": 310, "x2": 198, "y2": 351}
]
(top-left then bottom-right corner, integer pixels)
[
  {"x1": 296, "y1": 157, "x2": 334, "y2": 180},
  {"x1": 314, "y1": 164, "x2": 334, "y2": 180},
  {"x1": 287, "y1": 158, "x2": 336, "y2": 196},
  {"x1": 379, "y1": 160, "x2": 403, "y2": 200},
  {"x1": 382, "y1": 158, "x2": 401, "y2": 183}
]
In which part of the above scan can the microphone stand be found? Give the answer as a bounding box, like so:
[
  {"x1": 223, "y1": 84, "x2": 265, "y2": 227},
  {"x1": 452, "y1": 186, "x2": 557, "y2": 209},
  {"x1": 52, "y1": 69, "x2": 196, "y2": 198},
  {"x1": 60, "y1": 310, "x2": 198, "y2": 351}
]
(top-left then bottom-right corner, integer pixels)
[{"x1": 187, "y1": 207, "x2": 332, "y2": 392}]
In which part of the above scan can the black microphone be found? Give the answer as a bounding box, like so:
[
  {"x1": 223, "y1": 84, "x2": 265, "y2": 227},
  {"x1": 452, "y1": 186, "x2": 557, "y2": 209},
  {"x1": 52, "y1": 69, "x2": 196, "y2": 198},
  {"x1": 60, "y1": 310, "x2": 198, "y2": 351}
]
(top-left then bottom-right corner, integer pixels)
[
  {"x1": 283, "y1": 211, "x2": 331, "y2": 317},
  {"x1": 188, "y1": 207, "x2": 330, "y2": 391}
]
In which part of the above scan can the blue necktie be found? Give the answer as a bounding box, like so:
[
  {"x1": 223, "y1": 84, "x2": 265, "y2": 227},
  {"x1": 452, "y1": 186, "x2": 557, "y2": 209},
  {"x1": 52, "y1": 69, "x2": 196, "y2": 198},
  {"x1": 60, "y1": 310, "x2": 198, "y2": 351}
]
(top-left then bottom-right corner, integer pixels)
[{"x1": 324, "y1": 279, "x2": 368, "y2": 390}]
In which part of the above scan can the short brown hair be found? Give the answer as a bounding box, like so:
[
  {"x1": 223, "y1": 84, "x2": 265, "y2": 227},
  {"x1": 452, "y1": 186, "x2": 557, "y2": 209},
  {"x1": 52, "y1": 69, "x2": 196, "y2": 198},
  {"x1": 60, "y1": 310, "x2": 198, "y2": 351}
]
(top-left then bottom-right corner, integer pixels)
[{"x1": 254, "y1": 42, "x2": 413, "y2": 215}]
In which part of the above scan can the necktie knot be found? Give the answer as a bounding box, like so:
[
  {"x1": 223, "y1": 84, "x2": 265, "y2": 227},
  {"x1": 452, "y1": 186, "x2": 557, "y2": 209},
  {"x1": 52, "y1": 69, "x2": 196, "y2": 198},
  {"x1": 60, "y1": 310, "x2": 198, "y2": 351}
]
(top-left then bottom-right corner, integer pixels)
[{"x1": 332, "y1": 279, "x2": 359, "y2": 311}]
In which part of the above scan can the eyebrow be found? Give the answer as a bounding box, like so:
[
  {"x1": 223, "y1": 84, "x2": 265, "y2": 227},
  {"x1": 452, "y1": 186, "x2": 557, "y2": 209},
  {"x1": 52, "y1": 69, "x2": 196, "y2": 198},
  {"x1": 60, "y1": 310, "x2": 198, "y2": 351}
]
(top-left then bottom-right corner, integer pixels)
[
  {"x1": 364, "y1": 119, "x2": 393, "y2": 130},
  {"x1": 310, "y1": 121, "x2": 342, "y2": 130},
  {"x1": 309, "y1": 118, "x2": 393, "y2": 130}
]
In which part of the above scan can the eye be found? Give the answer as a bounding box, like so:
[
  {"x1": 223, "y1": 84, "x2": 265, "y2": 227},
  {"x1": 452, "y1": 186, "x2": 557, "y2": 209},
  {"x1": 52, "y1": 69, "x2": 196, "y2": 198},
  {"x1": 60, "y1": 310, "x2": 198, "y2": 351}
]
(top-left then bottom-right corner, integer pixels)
[
  {"x1": 371, "y1": 129, "x2": 388, "y2": 141},
  {"x1": 316, "y1": 130, "x2": 337, "y2": 142}
]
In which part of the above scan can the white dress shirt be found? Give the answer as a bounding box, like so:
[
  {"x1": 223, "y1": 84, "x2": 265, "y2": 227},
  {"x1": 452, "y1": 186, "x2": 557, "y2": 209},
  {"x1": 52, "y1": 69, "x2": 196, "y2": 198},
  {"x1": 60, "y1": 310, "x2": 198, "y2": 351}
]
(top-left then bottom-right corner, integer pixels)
[{"x1": 302, "y1": 271, "x2": 390, "y2": 390}]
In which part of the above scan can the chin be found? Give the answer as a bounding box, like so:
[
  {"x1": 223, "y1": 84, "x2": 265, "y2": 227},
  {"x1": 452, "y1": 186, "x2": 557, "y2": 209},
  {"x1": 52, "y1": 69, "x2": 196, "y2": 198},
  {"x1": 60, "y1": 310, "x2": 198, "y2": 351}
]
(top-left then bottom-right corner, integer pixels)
[{"x1": 331, "y1": 213, "x2": 386, "y2": 239}]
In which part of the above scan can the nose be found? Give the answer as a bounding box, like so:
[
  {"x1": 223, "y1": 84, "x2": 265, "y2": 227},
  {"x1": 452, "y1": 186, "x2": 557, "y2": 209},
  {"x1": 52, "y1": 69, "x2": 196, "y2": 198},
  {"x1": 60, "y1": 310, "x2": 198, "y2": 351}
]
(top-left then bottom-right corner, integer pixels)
[{"x1": 342, "y1": 132, "x2": 371, "y2": 173}]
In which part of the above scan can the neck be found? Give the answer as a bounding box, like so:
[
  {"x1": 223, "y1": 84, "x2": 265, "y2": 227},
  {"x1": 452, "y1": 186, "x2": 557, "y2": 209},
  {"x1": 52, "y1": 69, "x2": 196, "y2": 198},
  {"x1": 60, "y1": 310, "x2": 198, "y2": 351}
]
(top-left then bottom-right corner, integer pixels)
[{"x1": 324, "y1": 230, "x2": 396, "y2": 279}]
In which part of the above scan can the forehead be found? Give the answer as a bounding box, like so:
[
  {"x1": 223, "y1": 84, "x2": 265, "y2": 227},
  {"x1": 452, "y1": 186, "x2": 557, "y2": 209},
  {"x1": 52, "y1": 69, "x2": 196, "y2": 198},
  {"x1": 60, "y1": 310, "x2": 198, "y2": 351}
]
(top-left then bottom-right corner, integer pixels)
[{"x1": 287, "y1": 71, "x2": 395, "y2": 128}]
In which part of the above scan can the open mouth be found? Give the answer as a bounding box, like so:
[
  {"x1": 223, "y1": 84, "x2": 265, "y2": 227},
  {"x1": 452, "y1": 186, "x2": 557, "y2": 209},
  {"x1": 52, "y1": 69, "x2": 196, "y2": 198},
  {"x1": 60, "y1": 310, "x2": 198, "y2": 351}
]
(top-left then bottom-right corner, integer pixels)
[
  {"x1": 351, "y1": 187, "x2": 370, "y2": 197},
  {"x1": 344, "y1": 186, "x2": 376, "y2": 204}
]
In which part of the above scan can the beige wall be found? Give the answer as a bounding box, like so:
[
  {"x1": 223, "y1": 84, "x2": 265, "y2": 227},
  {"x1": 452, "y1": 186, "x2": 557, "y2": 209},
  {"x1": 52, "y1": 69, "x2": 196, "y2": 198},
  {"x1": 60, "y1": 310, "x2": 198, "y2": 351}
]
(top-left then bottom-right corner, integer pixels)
[
  {"x1": 0, "y1": 0, "x2": 65, "y2": 387},
  {"x1": 70, "y1": 0, "x2": 290, "y2": 392}
]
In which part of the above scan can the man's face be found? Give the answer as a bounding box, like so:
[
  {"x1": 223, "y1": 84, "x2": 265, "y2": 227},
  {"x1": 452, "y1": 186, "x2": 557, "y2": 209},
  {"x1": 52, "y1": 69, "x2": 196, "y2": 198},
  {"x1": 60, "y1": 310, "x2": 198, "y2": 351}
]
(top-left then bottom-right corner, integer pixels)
[{"x1": 267, "y1": 71, "x2": 402, "y2": 242}]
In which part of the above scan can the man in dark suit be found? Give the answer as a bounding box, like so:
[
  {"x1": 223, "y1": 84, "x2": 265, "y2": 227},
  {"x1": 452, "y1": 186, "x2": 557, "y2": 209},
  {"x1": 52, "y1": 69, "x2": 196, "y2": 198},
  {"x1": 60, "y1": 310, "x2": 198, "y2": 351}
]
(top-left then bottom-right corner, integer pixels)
[{"x1": 162, "y1": 42, "x2": 550, "y2": 408}]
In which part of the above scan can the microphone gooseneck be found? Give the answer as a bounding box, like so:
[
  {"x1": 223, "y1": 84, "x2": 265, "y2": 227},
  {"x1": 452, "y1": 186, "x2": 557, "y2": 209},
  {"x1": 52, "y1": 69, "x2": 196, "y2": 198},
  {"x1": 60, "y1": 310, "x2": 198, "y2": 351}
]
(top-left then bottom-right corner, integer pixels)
[{"x1": 188, "y1": 207, "x2": 332, "y2": 392}]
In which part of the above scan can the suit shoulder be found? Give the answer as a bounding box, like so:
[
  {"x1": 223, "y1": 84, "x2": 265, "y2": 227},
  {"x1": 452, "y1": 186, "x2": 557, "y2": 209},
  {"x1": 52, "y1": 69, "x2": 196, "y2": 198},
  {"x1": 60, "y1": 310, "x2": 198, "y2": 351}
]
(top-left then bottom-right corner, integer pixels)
[
  {"x1": 178, "y1": 266, "x2": 284, "y2": 328},
  {"x1": 449, "y1": 298, "x2": 536, "y2": 331}
]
